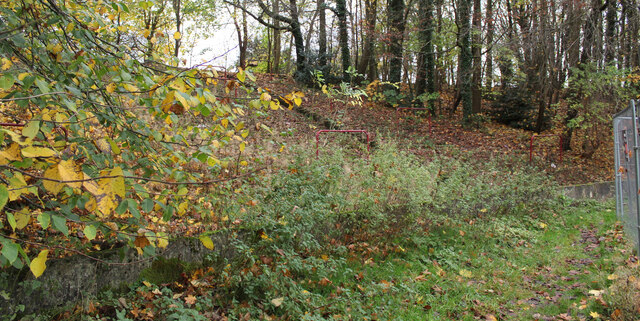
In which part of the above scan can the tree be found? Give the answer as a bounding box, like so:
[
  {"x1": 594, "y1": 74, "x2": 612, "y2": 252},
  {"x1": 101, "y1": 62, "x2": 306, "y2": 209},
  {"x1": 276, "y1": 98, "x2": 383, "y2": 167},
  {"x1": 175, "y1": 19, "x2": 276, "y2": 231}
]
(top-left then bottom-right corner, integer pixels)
[
  {"x1": 471, "y1": 0, "x2": 482, "y2": 113},
  {"x1": 415, "y1": 0, "x2": 434, "y2": 96},
  {"x1": 336, "y1": 0, "x2": 352, "y2": 80},
  {"x1": 457, "y1": 0, "x2": 473, "y2": 121},
  {"x1": 272, "y1": 0, "x2": 282, "y2": 72},
  {"x1": 0, "y1": 0, "x2": 277, "y2": 276},
  {"x1": 225, "y1": 0, "x2": 308, "y2": 81},
  {"x1": 388, "y1": 0, "x2": 406, "y2": 84},
  {"x1": 357, "y1": 0, "x2": 377, "y2": 81}
]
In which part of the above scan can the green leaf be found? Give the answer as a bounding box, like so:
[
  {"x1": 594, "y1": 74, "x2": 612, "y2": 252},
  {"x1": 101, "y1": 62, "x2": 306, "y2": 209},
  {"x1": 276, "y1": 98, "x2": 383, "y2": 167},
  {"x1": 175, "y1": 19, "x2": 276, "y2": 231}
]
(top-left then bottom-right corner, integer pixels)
[
  {"x1": 177, "y1": 187, "x2": 188, "y2": 196},
  {"x1": 0, "y1": 185, "x2": 8, "y2": 211},
  {"x1": 84, "y1": 225, "x2": 96, "y2": 241},
  {"x1": 35, "y1": 78, "x2": 50, "y2": 94},
  {"x1": 1, "y1": 239, "x2": 19, "y2": 264},
  {"x1": 7, "y1": 213, "x2": 16, "y2": 232},
  {"x1": 52, "y1": 215, "x2": 69, "y2": 236},
  {"x1": 142, "y1": 198, "x2": 154, "y2": 213},
  {"x1": 0, "y1": 75, "x2": 14, "y2": 90},
  {"x1": 162, "y1": 206, "x2": 174, "y2": 222},
  {"x1": 237, "y1": 68, "x2": 246, "y2": 83},
  {"x1": 21, "y1": 121, "x2": 40, "y2": 139},
  {"x1": 37, "y1": 212, "x2": 50, "y2": 229}
]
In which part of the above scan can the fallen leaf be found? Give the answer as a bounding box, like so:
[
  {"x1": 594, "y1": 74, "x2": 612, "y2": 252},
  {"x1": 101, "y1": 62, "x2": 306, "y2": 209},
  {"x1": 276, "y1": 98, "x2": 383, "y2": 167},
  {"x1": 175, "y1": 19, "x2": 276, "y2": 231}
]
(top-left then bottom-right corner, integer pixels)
[
  {"x1": 184, "y1": 295, "x2": 196, "y2": 305},
  {"x1": 271, "y1": 297, "x2": 284, "y2": 307}
]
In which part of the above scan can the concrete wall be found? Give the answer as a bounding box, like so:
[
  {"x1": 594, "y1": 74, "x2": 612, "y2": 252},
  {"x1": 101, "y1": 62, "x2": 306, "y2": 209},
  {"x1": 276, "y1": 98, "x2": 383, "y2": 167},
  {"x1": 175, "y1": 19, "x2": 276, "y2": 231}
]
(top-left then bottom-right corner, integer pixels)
[{"x1": 562, "y1": 181, "x2": 615, "y2": 201}]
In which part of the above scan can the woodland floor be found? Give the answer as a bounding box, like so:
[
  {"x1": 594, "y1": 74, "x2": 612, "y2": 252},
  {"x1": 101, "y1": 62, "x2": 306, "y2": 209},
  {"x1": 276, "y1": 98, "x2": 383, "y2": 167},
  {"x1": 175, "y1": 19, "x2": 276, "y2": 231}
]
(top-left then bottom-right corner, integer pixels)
[{"x1": 252, "y1": 74, "x2": 613, "y2": 186}]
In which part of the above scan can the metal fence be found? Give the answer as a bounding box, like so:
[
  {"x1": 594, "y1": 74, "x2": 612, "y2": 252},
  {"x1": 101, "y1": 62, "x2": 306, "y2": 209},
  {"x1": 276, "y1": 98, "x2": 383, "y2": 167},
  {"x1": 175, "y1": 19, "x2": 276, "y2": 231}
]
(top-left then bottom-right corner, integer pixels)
[{"x1": 614, "y1": 100, "x2": 640, "y2": 256}]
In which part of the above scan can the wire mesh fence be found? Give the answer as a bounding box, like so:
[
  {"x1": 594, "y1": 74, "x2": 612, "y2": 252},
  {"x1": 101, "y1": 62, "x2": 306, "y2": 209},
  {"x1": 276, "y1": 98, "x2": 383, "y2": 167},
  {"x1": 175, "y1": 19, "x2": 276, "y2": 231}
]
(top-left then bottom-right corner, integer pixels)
[{"x1": 614, "y1": 100, "x2": 640, "y2": 256}]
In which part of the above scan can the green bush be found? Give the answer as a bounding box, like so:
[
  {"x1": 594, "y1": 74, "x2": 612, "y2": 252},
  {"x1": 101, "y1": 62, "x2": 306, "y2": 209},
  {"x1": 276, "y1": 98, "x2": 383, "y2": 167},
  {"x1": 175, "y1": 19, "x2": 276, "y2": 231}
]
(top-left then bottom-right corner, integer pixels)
[
  {"x1": 207, "y1": 142, "x2": 560, "y2": 319},
  {"x1": 431, "y1": 155, "x2": 557, "y2": 217}
]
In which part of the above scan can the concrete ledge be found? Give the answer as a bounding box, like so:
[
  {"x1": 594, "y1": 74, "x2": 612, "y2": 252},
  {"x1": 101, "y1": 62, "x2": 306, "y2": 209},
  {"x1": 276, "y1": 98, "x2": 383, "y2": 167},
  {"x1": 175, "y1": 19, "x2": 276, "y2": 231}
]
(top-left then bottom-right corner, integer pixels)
[{"x1": 563, "y1": 181, "x2": 615, "y2": 201}]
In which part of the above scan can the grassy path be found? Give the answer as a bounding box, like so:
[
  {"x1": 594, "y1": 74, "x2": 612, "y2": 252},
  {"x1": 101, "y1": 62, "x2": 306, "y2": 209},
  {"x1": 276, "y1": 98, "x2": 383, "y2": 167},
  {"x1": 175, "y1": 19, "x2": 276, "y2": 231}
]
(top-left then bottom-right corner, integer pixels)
[{"x1": 315, "y1": 200, "x2": 636, "y2": 320}]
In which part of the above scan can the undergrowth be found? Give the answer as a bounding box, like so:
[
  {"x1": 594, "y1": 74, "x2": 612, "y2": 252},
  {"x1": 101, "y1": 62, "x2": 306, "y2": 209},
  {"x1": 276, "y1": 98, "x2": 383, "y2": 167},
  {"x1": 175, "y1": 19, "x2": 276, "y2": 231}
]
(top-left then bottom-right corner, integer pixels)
[{"x1": 23, "y1": 142, "x2": 640, "y2": 321}]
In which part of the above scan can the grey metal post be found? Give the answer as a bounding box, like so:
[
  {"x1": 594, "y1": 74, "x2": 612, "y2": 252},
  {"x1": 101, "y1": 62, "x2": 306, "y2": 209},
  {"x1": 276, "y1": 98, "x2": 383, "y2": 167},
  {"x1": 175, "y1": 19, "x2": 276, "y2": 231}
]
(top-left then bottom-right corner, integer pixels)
[
  {"x1": 614, "y1": 120, "x2": 622, "y2": 220},
  {"x1": 631, "y1": 100, "x2": 640, "y2": 257}
]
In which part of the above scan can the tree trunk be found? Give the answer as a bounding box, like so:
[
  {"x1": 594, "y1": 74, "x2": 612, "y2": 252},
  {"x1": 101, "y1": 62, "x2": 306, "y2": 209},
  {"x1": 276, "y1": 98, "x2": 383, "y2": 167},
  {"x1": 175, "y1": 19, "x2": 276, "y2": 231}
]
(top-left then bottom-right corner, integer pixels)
[
  {"x1": 357, "y1": 0, "x2": 377, "y2": 81},
  {"x1": 318, "y1": 0, "x2": 327, "y2": 67},
  {"x1": 471, "y1": 0, "x2": 482, "y2": 114},
  {"x1": 289, "y1": 0, "x2": 307, "y2": 80},
  {"x1": 231, "y1": 0, "x2": 248, "y2": 69},
  {"x1": 337, "y1": 0, "x2": 351, "y2": 80},
  {"x1": 272, "y1": 0, "x2": 282, "y2": 73},
  {"x1": 457, "y1": 0, "x2": 473, "y2": 121},
  {"x1": 172, "y1": 0, "x2": 181, "y2": 58},
  {"x1": 484, "y1": 0, "x2": 493, "y2": 88},
  {"x1": 415, "y1": 0, "x2": 434, "y2": 96},
  {"x1": 605, "y1": 0, "x2": 617, "y2": 63},
  {"x1": 388, "y1": 0, "x2": 406, "y2": 84}
]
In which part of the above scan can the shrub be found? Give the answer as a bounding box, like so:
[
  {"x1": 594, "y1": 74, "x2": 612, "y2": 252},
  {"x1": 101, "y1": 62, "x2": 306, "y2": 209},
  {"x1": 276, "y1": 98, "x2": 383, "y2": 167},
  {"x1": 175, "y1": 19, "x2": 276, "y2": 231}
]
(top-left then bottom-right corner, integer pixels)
[
  {"x1": 431, "y1": 154, "x2": 557, "y2": 218},
  {"x1": 489, "y1": 83, "x2": 543, "y2": 130}
]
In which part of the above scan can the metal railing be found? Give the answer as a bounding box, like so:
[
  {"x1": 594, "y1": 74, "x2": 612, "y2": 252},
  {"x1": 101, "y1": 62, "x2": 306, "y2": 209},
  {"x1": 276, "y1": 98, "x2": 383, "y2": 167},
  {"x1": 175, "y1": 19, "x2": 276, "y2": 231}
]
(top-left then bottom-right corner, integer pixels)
[{"x1": 614, "y1": 100, "x2": 640, "y2": 256}]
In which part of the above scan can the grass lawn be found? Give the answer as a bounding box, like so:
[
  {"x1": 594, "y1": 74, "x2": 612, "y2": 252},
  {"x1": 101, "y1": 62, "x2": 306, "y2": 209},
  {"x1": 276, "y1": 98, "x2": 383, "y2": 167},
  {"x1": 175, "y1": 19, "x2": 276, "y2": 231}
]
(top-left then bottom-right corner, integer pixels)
[{"x1": 313, "y1": 200, "x2": 632, "y2": 320}]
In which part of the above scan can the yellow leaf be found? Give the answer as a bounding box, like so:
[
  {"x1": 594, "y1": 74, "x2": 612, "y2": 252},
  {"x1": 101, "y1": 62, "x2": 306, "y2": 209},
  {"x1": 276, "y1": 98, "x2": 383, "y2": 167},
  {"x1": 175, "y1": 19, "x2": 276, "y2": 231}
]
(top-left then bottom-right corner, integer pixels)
[
  {"x1": 221, "y1": 119, "x2": 228, "y2": 128},
  {"x1": 106, "y1": 83, "x2": 116, "y2": 94},
  {"x1": 0, "y1": 143, "x2": 22, "y2": 165},
  {"x1": 199, "y1": 235, "x2": 214, "y2": 250},
  {"x1": 58, "y1": 159, "x2": 82, "y2": 189},
  {"x1": 8, "y1": 172, "x2": 29, "y2": 201},
  {"x1": 43, "y1": 165, "x2": 63, "y2": 194},
  {"x1": 239, "y1": 142, "x2": 246, "y2": 152},
  {"x1": 142, "y1": 29, "x2": 151, "y2": 38},
  {"x1": 156, "y1": 232, "x2": 169, "y2": 248},
  {"x1": 123, "y1": 83, "x2": 138, "y2": 92},
  {"x1": 175, "y1": 92, "x2": 190, "y2": 110},
  {"x1": 269, "y1": 101, "x2": 279, "y2": 110},
  {"x1": 173, "y1": 31, "x2": 181, "y2": 40},
  {"x1": 82, "y1": 173, "x2": 101, "y2": 195},
  {"x1": 459, "y1": 269, "x2": 472, "y2": 278},
  {"x1": 30, "y1": 250, "x2": 49, "y2": 278},
  {"x1": 83, "y1": 168, "x2": 124, "y2": 217},
  {"x1": 85, "y1": 196, "x2": 97, "y2": 211},
  {"x1": 589, "y1": 311, "x2": 600, "y2": 318},
  {"x1": 260, "y1": 92, "x2": 271, "y2": 102},
  {"x1": 294, "y1": 97, "x2": 302, "y2": 106},
  {"x1": 237, "y1": 67, "x2": 245, "y2": 83},
  {"x1": 608, "y1": 274, "x2": 618, "y2": 280},
  {"x1": 1, "y1": 58, "x2": 12, "y2": 70},
  {"x1": 539, "y1": 222, "x2": 547, "y2": 229},
  {"x1": 1, "y1": 129, "x2": 29, "y2": 146},
  {"x1": 21, "y1": 146, "x2": 56, "y2": 158},
  {"x1": 15, "y1": 209, "x2": 30, "y2": 229},
  {"x1": 160, "y1": 91, "x2": 176, "y2": 113}
]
